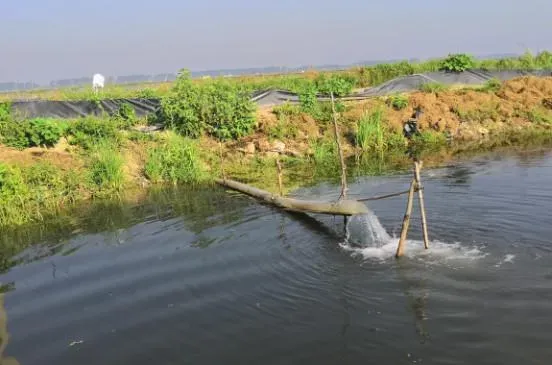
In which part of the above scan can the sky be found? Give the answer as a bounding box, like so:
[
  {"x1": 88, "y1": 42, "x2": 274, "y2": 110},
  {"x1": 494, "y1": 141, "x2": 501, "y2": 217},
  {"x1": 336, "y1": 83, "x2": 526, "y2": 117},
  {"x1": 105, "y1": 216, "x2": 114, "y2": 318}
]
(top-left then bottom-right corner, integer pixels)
[{"x1": 1, "y1": 0, "x2": 551, "y2": 83}]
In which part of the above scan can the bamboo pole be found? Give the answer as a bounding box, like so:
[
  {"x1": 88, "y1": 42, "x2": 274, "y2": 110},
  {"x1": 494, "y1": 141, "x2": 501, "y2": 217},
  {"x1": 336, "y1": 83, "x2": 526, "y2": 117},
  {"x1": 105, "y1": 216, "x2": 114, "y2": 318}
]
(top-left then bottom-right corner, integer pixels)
[
  {"x1": 216, "y1": 178, "x2": 369, "y2": 216},
  {"x1": 396, "y1": 179, "x2": 416, "y2": 258},
  {"x1": 330, "y1": 92, "x2": 348, "y2": 200},
  {"x1": 218, "y1": 142, "x2": 226, "y2": 180},
  {"x1": 276, "y1": 157, "x2": 283, "y2": 197},
  {"x1": 414, "y1": 161, "x2": 429, "y2": 249}
]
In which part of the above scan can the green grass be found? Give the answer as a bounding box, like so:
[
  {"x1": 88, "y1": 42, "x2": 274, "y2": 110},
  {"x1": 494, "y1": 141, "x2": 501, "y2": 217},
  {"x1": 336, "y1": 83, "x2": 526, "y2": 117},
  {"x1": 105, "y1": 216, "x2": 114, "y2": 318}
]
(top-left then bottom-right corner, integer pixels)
[
  {"x1": 272, "y1": 102, "x2": 301, "y2": 118},
  {"x1": 88, "y1": 143, "x2": 125, "y2": 195},
  {"x1": 269, "y1": 102, "x2": 300, "y2": 140},
  {"x1": 525, "y1": 107, "x2": 552, "y2": 124},
  {"x1": 0, "y1": 161, "x2": 85, "y2": 226},
  {"x1": 356, "y1": 109, "x2": 386, "y2": 151},
  {"x1": 355, "y1": 109, "x2": 405, "y2": 152},
  {"x1": 452, "y1": 103, "x2": 501, "y2": 123},
  {"x1": 387, "y1": 94, "x2": 409, "y2": 110},
  {"x1": 268, "y1": 119, "x2": 299, "y2": 141},
  {"x1": 144, "y1": 133, "x2": 205, "y2": 185},
  {"x1": 309, "y1": 137, "x2": 337, "y2": 164},
  {"x1": 478, "y1": 78, "x2": 502, "y2": 93},
  {"x1": 413, "y1": 130, "x2": 448, "y2": 145},
  {"x1": 420, "y1": 82, "x2": 448, "y2": 93}
]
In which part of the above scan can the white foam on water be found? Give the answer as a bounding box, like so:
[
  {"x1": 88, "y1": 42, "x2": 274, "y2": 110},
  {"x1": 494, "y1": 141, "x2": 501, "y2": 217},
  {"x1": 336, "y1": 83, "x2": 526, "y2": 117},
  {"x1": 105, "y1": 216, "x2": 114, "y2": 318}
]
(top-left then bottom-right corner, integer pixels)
[
  {"x1": 494, "y1": 254, "x2": 516, "y2": 267},
  {"x1": 341, "y1": 213, "x2": 487, "y2": 264}
]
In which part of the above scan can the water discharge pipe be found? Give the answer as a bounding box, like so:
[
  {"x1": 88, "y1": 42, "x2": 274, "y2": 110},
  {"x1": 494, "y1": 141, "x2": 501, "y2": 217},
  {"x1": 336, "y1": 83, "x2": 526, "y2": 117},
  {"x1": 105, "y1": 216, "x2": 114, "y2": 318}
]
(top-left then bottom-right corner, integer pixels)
[{"x1": 215, "y1": 178, "x2": 370, "y2": 216}]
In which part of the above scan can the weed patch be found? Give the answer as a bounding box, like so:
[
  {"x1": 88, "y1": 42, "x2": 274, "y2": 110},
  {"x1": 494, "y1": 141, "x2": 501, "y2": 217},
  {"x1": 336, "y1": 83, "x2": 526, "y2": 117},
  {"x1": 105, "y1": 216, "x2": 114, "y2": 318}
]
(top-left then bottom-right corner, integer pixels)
[
  {"x1": 88, "y1": 143, "x2": 125, "y2": 195},
  {"x1": 420, "y1": 82, "x2": 448, "y2": 93},
  {"x1": 144, "y1": 133, "x2": 204, "y2": 184},
  {"x1": 67, "y1": 117, "x2": 120, "y2": 149},
  {"x1": 479, "y1": 78, "x2": 502, "y2": 93},
  {"x1": 355, "y1": 109, "x2": 405, "y2": 152},
  {"x1": 387, "y1": 94, "x2": 409, "y2": 110},
  {"x1": 525, "y1": 108, "x2": 552, "y2": 124}
]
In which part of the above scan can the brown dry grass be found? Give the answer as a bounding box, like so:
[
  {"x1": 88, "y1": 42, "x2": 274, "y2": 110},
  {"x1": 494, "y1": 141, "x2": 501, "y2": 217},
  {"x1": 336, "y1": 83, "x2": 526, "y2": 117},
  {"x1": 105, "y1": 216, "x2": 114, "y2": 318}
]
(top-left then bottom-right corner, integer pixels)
[{"x1": 0, "y1": 138, "x2": 81, "y2": 170}]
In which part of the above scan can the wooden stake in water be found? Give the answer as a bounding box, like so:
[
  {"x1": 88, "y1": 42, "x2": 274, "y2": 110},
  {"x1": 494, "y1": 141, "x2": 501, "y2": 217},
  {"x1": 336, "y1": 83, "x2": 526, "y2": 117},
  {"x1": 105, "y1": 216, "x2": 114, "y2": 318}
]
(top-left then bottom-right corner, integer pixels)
[
  {"x1": 414, "y1": 161, "x2": 430, "y2": 249},
  {"x1": 396, "y1": 178, "x2": 416, "y2": 258}
]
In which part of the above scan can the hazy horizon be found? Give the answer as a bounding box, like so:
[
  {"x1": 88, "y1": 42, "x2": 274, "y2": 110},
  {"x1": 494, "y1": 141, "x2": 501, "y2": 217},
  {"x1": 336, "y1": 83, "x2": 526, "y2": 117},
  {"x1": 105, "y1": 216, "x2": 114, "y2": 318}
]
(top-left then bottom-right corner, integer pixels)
[{"x1": 2, "y1": 0, "x2": 551, "y2": 84}]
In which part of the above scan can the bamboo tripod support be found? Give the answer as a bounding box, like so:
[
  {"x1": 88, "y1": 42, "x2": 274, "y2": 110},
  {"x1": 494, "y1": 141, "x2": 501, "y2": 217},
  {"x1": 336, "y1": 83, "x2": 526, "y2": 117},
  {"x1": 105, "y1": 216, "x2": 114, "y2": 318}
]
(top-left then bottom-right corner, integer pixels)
[{"x1": 395, "y1": 161, "x2": 430, "y2": 258}]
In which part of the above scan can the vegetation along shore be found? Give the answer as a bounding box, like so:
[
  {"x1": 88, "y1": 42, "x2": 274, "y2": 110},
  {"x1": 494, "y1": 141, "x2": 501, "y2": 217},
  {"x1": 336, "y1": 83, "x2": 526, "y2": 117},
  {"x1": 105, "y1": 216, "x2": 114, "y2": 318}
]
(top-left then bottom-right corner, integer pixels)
[{"x1": 1, "y1": 52, "x2": 552, "y2": 229}]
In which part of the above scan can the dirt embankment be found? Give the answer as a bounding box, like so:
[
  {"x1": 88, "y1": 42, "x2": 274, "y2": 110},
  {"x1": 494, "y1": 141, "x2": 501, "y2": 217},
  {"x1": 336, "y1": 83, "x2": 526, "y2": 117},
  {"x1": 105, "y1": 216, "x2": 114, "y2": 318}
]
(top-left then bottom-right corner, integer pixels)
[
  {"x1": 0, "y1": 138, "x2": 78, "y2": 170},
  {"x1": 2, "y1": 76, "x2": 552, "y2": 178},
  {"x1": 235, "y1": 76, "x2": 552, "y2": 157}
]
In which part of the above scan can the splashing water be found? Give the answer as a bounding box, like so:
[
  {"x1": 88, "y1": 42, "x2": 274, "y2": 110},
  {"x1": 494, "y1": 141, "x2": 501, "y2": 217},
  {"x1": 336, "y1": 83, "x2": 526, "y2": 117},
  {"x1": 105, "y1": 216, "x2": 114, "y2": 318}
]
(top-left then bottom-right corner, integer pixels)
[
  {"x1": 340, "y1": 212, "x2": 487, "y2": 264},
  {"x1": 494, "y1": 254, "x2": 516, "y2": 267}
]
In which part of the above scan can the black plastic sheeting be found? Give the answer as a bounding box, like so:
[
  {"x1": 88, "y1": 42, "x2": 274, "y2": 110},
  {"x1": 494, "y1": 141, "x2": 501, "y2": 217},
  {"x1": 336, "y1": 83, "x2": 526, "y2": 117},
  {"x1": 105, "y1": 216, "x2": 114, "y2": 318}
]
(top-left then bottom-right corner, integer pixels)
[
  {"x1": 10, "y1": 98, "x2": 160, "y2": 119},
  {"x1": 353, "y1": 69, "x2": 552, "y2": 97},
  {"x1": 8, "y1": 70, "x2": 551, "y2": 119}
]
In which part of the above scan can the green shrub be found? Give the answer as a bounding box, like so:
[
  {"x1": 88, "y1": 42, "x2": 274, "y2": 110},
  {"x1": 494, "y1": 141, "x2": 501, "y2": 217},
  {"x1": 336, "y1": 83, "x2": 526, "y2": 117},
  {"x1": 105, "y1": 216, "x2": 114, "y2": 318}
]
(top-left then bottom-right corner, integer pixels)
[
  {"x1": 26, "y1": 118, "x2": 66, "y2": 147},
  {"x1": 440, "y1": 53, "x2": 476, "y2": 72},
  {"x1": 535, "y1": 51, "x2": 552, "y2": 69},
  {"x1": 518, "y1": 51, "x2": 536, "y2": 70},
  {"x1": 387, "y1": 94, "x2": 409, "y2": 110},
  {"x1": 113, "y1": 102, "x2": 137, "y2": 129},
  {"x1": 0, "y1": 103, "x2": 10, "y2": 122},
  {"x1": 157, "y1": 70, "x2": 257, "y2": 140},
  {"x1": 204, "y1": 80, "x2": 257, "y2": 140},
  {"x1": 0, "y1": 122, "x2": 29, "y2": 150},
  {"x1": 144, "y1": 134, "x2": 204, "y2": 184},
  {"x1": 137, "y1": 88, "x2": 158, "y2": 98},
  {"x1": 495, "y1": 58, "x2": 518, "y2": 70},
  {"x1": 0, "y1": 117, "x2": 65, "y2": 149},
  {"x1": 68, "y1": 117, "x2": 119, "y2": 149},
  {"x1": 314, "y1": 74, "x2": 355, "y2": 97},
  {"x1": 298, "y1": 83, "x2": 320, "y2": 116}
]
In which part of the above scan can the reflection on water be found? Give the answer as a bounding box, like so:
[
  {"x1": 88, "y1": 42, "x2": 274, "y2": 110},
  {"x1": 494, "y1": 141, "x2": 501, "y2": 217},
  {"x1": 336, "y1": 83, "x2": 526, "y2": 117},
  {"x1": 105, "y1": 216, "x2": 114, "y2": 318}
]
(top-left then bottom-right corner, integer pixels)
[
  {"x1": 396, "y1": 262, "x2": 431, "y2": 345},
  {"x1": 0, "y1": 185, "x2": 252, "y2": 273},
  {"x1": 0, "y1": 293, "x2": 19, "y2": 365},
  {"x1": 0, "y1": 147, "x2": 552, "y2": 365}
]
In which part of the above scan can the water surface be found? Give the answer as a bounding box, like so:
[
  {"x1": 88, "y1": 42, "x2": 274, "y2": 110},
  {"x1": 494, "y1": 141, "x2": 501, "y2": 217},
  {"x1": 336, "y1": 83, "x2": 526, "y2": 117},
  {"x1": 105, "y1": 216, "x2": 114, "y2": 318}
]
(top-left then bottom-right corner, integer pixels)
[{"x1": 1, "y1": 148, "x2": 552, "y2": 365}]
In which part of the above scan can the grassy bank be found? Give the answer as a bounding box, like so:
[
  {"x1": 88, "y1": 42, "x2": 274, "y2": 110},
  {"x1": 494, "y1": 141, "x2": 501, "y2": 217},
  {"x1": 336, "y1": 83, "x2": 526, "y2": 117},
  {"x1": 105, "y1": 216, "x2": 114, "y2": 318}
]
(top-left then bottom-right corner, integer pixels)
[
  {"x1": 2, "y1": 51, "x2": 552, "y2": 102},
  {"x1": 1, "y1": 70, "x2": 552, "y2": 228}
]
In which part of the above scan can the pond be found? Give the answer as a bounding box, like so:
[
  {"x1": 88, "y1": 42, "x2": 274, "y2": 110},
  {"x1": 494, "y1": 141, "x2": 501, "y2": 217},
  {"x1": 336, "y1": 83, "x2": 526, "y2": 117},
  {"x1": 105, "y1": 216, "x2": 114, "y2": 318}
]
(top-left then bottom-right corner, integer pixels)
[{"x1": 1, "y1": 148, "x2": 551, "y2": 365}]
